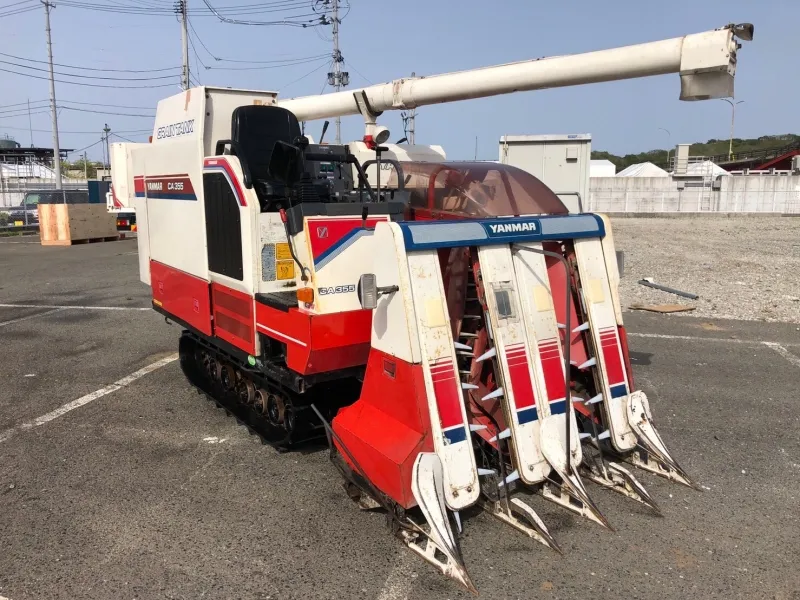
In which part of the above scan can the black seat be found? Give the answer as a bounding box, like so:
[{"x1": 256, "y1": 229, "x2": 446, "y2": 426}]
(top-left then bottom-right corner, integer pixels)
[{"x1": 229, "y1": 105, "x2": 301, "y2": 190}]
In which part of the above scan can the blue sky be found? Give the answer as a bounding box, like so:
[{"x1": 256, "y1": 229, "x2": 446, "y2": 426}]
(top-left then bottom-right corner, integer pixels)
[{"x1": 0, "y1": 0, "x2": 795, "y2": 161}]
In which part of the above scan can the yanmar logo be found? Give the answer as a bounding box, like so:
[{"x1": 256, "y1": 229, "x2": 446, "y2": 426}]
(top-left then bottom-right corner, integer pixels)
[{"x1": 488, "y1": 221, "x2": 538, "y2": 235}]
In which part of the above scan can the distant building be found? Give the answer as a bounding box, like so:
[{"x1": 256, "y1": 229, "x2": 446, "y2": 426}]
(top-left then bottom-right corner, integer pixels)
[
  {"x1": 590, "y1": 159, "x2": 616, "y2": 177},
  {"x1": 0, "y1": 134, "x2": 71, "y2": 173},
  {"x1": 617, "y1": 162, "x2": 669, "y2": 177}
]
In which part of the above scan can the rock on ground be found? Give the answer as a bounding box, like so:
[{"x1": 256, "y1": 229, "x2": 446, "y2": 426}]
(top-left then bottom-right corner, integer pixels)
[{"x1": 611, "y1": 216, "x2": 800, "y2": 323}]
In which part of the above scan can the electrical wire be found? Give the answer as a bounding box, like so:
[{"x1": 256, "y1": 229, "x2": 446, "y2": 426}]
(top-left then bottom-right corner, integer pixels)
[
  {"x1": 0, "y1": 124, "x2": 152, "y2": 134},
  {"x1": 0, "y1": 3, "x2": 37, "y2": 17},
  {"x1": 0, "y1": 110, "x2": 50, "y2": 120},
  {"x1": 0, "y1": 66, "x2": 179, "y2": 89},
  {"x1": 0, "y1": 59, "x2": 180, "y2": 81},
  {"x1": 187, "y1": 19, "x2": 330, "y2": 69},
  {"x1": 68, "y1": 138, "x2": 106, "y2": 155},
  {"x1": 200, "y1": 0, "x2": 329, "y2": 27},
  {"x1": 59, "y1": 99, "x2": 157, "y2": 110},
  {"x1": 0, "y1": 0, "x2": 38, "y2": 9},
  {"x1": 345, "y1": 60, "x2": 373, "y2": 85},
  {"x1": 206, "y1": 55, "x2": 330, "y2": 71},
  {"x1": 59, "y1": 106, "x2": 155, "y2": 118},
  {"x1": 0, "y1": 51, "x2": 181, "y2": 74},
  {"x1": 0, "y1": 99, "x2": 157, "y2": 111},
  {"x1": 111, "y1": 132, "x2": 144, "y2": 143},
  {"x1": 278, "y1": 59, "x2": 332, "y2": 93}
]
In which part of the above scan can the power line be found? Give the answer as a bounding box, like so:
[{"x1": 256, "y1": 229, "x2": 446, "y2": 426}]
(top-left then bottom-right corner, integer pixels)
[
  {"x1": 0, "y1": 50, "x2": 180, "y2": 73},
  {"x1": 0, "y1": 66, "x2": 179, "y2": 88},
  {"x1": 59, "y1": 99, "x2": 158, "y2": 110},
  {"x1": 345, "y1": 60, "x2": 372, "y2": 85},
  {"x1": 55, "y1": 0, "x2": 327, "y2": 17},
  {"x1": 0, "y1": 3, "x2": 38, "y2": 18},
  {"x1": 111, "y1": 132, "x2": 143, "y2": 143},
  {"x1": 0, "y1": 0, "x2": 38, "y2": 9},
  {"x1": 0, "y1": 124, "x2": 152, "y2": 134},
  {"x1": 0, "y1": 58, "x2": 180, "y2": 81},
  {"x1": 0, "y1": 99, "x2": 158, "y2": 112},
  {"x1": 278, "y1": 59, "x2": 332, "y2": 93},
  {"x1": 68, "y1": 137, "x2": 106, "y2": 155},
  {"x1": 59, "y1": 106, "x2": 154, "y2": 118},
  {"x1": 187, "y1": 19, "x2": 330, "y2": 68},
  {"x1": 200, "y1": 0, "x2": 330, "y2": 27},
  {"x1": 0, "y1": 110, "x2": 50, "y2": 120}
]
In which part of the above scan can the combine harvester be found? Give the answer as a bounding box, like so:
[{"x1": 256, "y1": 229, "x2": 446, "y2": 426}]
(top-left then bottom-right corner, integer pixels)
[{"x1": 112, "y1": 23, "x2": 753, "y2": 592}]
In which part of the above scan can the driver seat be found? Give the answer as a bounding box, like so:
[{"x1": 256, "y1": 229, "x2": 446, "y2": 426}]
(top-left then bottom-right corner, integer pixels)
[{"x1": 228, "y1": 105, "x2": 301, "y2": 204}]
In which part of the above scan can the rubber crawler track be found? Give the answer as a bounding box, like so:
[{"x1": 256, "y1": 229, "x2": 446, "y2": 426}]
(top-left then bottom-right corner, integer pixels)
[{"x1": 178, "y1": 331, "x2": 356, "y2": 450}]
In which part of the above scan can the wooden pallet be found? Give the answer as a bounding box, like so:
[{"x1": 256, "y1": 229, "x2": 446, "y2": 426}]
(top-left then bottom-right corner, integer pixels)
[
  {"x1": 39, "y1": 204, "x2": 118, "y2": 246},
  {"x1": 41, "y1": 235, "x2": 120, "y2": 246}
]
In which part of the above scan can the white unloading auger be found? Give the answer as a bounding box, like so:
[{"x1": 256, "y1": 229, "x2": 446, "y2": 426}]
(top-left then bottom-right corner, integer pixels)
[{"x1": 278, "y1": 24, "x2": 754, "y2": 135}]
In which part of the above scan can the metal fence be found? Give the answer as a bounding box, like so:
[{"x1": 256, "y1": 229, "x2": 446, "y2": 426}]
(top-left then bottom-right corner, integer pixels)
[
  {"x1": 0, "y1": 178, "x2": 90, "y2": 230},
  {"x1": 0, "y1": 178, "x2": 89, "y2": 208}
]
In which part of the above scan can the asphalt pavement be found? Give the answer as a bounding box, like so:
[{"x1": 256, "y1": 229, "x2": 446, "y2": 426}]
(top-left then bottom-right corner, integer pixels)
[{"x1": 0, "y1": 237, "x2": 798, "y2": 600}]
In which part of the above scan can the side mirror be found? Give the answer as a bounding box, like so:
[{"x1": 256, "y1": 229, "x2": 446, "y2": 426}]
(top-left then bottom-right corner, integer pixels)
[
  {"x1": 358, "y1": 273, "x2": 379, "y2": 310},
  {"x1": 616, "y1": 250, "x2": 625, "y2": 277},
  {"x1": 267, "y1": 141, "x2": 302, "y2": 186},
  {"x1": 358, "y1": 273, "x2": 399, "y2": 310}
]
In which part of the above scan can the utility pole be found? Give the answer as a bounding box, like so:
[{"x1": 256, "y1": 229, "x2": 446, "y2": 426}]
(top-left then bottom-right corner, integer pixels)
[
  {"x1": 720, "y1": 98, "x2": 744, "y2": 161},
  {"x1": 177, "y1": 0, "x2": 190, "y2": 90},
  {"x1": 326, "y1": 0, "x2": 347, "y2": 143},
  {"x1": 42, "y1": 0, "x2": 62, "y2": 190},
  {"x1": 103, "y1": 123, "x2": 111, "y2": 171},
  {"x1": 83, "y1": 151, "x2": 88, "y2": 179}
]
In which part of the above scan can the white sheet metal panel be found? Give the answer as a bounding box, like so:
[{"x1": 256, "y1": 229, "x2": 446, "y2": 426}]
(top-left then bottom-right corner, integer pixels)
[
  {"x1": 303, "y1": 215, "x2": 391, "y2": 314},
  {"x1": 477, "y1": 245, "x2": 551, "y2": 484},
  {"x1": 573, "y1": 238, "x2": 636, "y2": 452},
  {"x1": 407, "y1": 250, "x2": 479, "y2": 510},
  {"x1": 133, "y1": 138, "x2": 207, "y2": 280},
  {"x1": 511, "y1": 242, "x2": 582, "y2": 468},
  {"x1": 366, "y1": 223, "x2": 421, "y2": 364}
]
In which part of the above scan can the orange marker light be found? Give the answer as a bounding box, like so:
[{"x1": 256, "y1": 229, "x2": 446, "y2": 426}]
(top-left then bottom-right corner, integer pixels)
[{"x1": 296, "y1": 287, "x2": 314, "y2": 304}]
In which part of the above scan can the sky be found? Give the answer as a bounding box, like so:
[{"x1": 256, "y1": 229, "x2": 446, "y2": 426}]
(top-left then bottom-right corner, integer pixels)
[{"x1": 0, "y1": 0, "x2": 796, "y2": 162}]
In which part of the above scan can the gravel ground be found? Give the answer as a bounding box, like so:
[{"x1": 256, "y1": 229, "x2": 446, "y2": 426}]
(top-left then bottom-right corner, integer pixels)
[{"x1": 612, "y1": 216, "x2": 800, "y2": 323}]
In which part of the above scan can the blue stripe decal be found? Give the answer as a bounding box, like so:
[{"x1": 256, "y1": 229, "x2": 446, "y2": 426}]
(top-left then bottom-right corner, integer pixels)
[
  {"x1": 314, "y1": 228, "x2": 373, "y2": 270},
  {"x1": 136, "y1": 192, "x2": 197, "y2": 201},
  {"x1": 517, "y1": 407, "x2": 538, "y2": 424},
  {"x1": 610, "y1": 383, "x2": 628, "y2": 399},
  {"x1": 443, "y1": 426, "x2": 467, "y2": 445},
  {"x1": 549, "y1": 399, "x2": 567, "y2": 415},
  {"x1": 399, "y1": 214, "x2": 605, "y2": 251}
]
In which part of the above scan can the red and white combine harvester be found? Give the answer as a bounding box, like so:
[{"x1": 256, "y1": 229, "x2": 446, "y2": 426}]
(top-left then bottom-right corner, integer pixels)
[{"x1": 111, "y1": 24, "x2": 753, "y2": 591}]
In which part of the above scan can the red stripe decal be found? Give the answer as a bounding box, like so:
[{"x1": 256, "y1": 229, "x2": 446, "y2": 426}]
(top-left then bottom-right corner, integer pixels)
[
  {"x1": 599, "y1": 327, "x2": 626, "y2": 386},
  {"x1": 506, "y1": 349, "x2": 536, "y2": 410},
  {"x1": 306, "y1": 217, "x2": 386, "y2": 260},
  {"x1": 430, "y1": 361, "x2": 463, "y2": 429},
  {"x1": 203, "y1": 157, "x2": 247, "y2": 207}
]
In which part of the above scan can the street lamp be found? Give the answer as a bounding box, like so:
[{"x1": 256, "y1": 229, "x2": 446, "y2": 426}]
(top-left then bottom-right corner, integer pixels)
[
  {"x1": 658, "y1": 127, "x2": 671, "y2": 168},
  {"x1": 719, "y1": 99, "x2": 745, "y2": 161}
]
